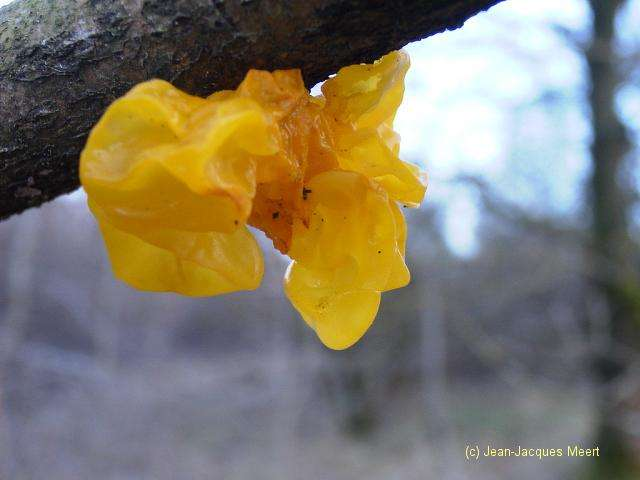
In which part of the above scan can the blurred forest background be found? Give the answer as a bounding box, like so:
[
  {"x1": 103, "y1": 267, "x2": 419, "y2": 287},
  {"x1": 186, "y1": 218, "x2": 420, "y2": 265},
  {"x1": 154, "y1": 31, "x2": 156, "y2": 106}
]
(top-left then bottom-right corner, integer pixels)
[{"x1": 1, "y1": 0, "x2": 640, "y2": 478}]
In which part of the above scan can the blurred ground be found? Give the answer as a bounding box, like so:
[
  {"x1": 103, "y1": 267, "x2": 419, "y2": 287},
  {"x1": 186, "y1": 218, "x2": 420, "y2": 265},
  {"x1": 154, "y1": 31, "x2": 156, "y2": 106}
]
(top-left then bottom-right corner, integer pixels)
[{"x1": 0, "y1": 196, "x2": 609, "y2": 480}]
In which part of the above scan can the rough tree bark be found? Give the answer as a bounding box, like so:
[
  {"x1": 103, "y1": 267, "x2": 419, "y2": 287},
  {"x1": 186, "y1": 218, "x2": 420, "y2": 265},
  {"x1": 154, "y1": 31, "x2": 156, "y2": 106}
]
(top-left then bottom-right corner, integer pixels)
[{"x1": 0, "y1": 0, "x2": 503, "y2": 220}]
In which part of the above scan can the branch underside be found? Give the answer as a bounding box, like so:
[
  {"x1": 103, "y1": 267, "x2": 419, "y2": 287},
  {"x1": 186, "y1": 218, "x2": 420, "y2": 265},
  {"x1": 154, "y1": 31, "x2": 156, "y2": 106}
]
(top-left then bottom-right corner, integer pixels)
[{"x1": 0, "y1": 0, "x2": 503, "y2": 220}]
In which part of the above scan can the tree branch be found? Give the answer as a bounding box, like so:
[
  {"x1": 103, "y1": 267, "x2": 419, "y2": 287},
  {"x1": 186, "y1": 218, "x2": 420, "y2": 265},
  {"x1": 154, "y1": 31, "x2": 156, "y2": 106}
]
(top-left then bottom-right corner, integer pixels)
[{"x1": 0, "y1": 0, "x2": 504, "y2": 220}]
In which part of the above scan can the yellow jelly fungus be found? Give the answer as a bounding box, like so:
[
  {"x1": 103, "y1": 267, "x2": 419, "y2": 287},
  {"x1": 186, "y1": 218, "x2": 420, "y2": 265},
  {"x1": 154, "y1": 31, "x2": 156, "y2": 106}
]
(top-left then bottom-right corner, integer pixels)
[{"x1": 80, "y1": 50, "x2": 426, "y2": 350}]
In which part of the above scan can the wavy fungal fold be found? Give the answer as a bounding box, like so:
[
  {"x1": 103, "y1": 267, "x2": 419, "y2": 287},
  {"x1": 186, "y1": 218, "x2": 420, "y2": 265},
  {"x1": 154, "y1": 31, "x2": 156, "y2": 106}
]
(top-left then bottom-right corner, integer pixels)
[{"x1": 80, "y1": 51, "x2": 426, "y2": 350}]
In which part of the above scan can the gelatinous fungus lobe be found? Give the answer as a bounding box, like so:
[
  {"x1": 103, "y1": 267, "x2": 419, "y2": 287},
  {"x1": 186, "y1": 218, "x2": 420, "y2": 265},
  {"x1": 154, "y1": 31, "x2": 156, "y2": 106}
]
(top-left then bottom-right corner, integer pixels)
[{"x1": 80, "y1": 50, "x2": 426, "y2": 349}]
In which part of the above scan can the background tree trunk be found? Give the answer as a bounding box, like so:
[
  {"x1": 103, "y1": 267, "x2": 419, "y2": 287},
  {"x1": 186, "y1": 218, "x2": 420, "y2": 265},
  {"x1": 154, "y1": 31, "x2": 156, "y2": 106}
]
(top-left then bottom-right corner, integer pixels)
[
  {"x1": 0, "y1": 211, "x2": 40, "y2": 479},
  {"x1": 0, "y1": 0, "x2": 503, "y2": 221},
  {"x1": 586, "y1": 0, "x2": 640, "y2": 477}
]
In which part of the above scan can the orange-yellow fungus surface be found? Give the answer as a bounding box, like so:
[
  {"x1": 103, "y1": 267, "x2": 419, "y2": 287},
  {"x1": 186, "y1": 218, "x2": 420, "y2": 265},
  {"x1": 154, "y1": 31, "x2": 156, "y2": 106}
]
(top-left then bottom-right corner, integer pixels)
[{"x1": 80, "y1": 50, "x2": 426, "y2": 349}]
